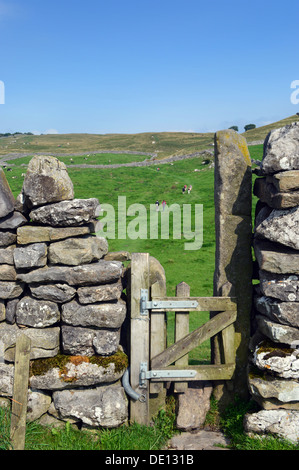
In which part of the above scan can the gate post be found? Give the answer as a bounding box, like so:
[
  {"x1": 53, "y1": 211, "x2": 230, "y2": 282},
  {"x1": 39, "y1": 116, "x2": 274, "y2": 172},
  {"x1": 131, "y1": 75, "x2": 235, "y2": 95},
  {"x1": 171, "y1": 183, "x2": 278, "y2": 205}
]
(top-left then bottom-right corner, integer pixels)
[
  {"x1": 213, "y1": 129, "x2": 252, "y2": 408},
  {"x1": 10, "y1": 334, "x2": 31, "y2": 450},
  {"x1": 129, "y1": 253, "x2": 150, "y2": 425}
]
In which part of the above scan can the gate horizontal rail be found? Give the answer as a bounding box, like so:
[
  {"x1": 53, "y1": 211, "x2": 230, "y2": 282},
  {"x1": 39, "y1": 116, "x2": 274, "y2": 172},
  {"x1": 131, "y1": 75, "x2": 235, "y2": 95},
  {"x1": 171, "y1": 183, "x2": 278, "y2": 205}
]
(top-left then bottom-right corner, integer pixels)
[
  {"x1": 149, "y1": 364, "x2": 235, "y2": 381},
  {"x1": 149, "y1": 296, "x2": 236, "y2": 312}
]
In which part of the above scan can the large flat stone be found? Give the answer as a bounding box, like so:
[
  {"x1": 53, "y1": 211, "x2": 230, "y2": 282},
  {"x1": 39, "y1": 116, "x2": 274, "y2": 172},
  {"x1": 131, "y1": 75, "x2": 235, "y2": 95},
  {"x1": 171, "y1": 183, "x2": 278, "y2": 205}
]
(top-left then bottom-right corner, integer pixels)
[
  {"x1": 77, "y1": 280, "x2": 123, "y2": 304},
  {"x1": 61, "y1": 298, "x2": 126, "y2": 328},
  {"x1": 21, "y1": 155, "x2": 74, "y2": 208},
  {"x1": 254, "y1": 177, "x2": 299, "y2": 209},
  {"x1": 29, "y1": 283, "x2": 76, "y2": 303},
  {"x1": 0, "y1": 245, "x2": 16, "y2": 265},
  {"x1": 0, "y1": 264, "x2": 16, "y2": 281},
  {"x1": 29, "y1": 198, "x2": 100, "y2": 227},
  {"x1": 255, "y1": 295, "x2": 299, "y2": 327},
  {"x1": 254, "y1": 240, "x2": 299, "y2": 274},
  {"x1": 52, "y1": 384, "x2": 128, "y2": 428},
  {"x1": 0, "y1": 231, "x2": 17, "y2": 248},
  {"x1": 61, "y1": 325, "x2": 121, "y2": 356},
  {"x1": 253, "y1": 340, "x2": 299, "y2": 379},
  {"x1": 248, "y1": 373, "x2": 299, "y2": 408},
  {"x1": 29, "y1": 352, "x2": 128, "y2": 390},
  {"x1": 14, "y1": 243, "x2": 47, "y2": 269},
  {"x1": 255, "y1": 206, "x2": 299, "y2": 250},
  {"x1": 0, "y1": 211, "x2": 27, "y2": 230},
  {"x1": 269, "y1": 170, "x2": 299, "y2": 192},
  {"x1": 261, "y1": 122, "x2": 299, "y2": 174},
  {"x1": 27, "y1": 390, "x2": 52, "y2": 422},
  {"x1": 0, "y1": 364, "x2": 14, "y2": 396},
  {"x1": 48, "y1": 236, "x2": 108, "y2": 265},
  {"x1": 259, "y1": 270, "x2": 299, "y2": 302},
  {"x1": 169, "y1": 430, "x2": 231, "y2": 451},
  {"x1": 16, "y1": 296, "x2": 60, "y2": 328},
  {"x1": 244, "y1": 409, "x2": 299, "y2": 444},
  {"x1": 176, "y1": 382, "x2": 213, "y2": 431},
  {"x1": 0, "y1": 281, "x2": 24, "y2": 299},
  {"x1": 17, "y1": 260, "x2": 123, "y2": 286},
  {"x1": 17, "y1": 225, "x2": 91, "y2": 244},
  {"x1": 0, "y1": 322, "x2": 60, "y2": 361},
  {"x1": 256, "y1": 315, "x2": 299, "y2": 347}
]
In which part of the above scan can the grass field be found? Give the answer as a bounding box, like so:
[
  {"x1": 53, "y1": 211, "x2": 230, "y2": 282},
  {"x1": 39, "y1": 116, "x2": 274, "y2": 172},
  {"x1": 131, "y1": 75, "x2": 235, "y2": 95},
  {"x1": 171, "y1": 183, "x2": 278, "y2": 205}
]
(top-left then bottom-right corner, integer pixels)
[
  {"x1": 1, "y1": 114, "x2": 297, "y2": 159},
  {"x1": 6, "y1": 144, "x2": 263, "y2": 364},
  {"x1": 2, "y1": 135, "x2": 299, "y2": 450}
]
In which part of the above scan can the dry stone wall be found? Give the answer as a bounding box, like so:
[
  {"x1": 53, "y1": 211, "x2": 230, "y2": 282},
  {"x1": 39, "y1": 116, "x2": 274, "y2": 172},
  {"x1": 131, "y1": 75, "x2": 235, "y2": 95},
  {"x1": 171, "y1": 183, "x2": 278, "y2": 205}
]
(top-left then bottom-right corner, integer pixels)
[
  {"x1": 0, "y1": 156, "x2": 129, "y2": 429},
  {"x1": 245, "y1": 123, "x2": 299, "y2": 444}
]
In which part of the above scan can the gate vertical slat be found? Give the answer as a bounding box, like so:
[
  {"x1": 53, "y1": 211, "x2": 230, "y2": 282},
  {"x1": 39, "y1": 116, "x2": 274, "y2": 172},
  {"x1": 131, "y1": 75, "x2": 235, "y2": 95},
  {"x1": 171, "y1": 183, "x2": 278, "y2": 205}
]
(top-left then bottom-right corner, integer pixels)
[
  {"x1": 149, "y1": 280, "x2": 167, "y2": 418},
  {"x1": 221, "y1": 324, "x2": 235, "y2": 391},
  {"x1": 130, "y1": 253, "x2": 150, "y2": 425},
  {"x1": 150, "y1": 281, "x2": 166, "y2": 395},
  {"x1": 174, "y1": 282, "x2": 190, "y2": 393}
]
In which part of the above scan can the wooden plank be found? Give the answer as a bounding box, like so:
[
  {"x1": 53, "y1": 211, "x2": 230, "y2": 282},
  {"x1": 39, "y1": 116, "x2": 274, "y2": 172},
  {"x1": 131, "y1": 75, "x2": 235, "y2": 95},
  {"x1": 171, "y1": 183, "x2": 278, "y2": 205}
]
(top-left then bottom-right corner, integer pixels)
[
  {"x1": 151, "y1": 296, "x2": 237, "y2": 312},
  {"x1": 174, "y1": 282, "x2": 189, "y2": 393},
  {"x1": 129, "y1": 253, "x2": 150, "y2": 425},
  {"x1": 221, "y1": 324, "x2": 236, "y2": 391},
  {"x1": 150, "y1": 364, "x2": 235, "y2": 381},
  {"x1": 151, "y1": 310, "x2": 237, "y2": 369},
  {"x1": 222, "y1": 324, "x2": 235, "y2": 365},
  {"x1": 150, "y1": 281, "x2": 166, "y2": 394},
  {"x1": 10, "y1": 334, "x2": 31, "y2": 451}
]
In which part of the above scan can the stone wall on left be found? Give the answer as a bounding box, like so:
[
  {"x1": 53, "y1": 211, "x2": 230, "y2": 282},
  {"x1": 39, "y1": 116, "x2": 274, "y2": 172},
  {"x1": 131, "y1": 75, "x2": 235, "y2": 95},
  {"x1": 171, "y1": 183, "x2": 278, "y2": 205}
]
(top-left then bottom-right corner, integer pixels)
[{"x1": 0, "y1": 156, "x2": 129, "y2": 429}]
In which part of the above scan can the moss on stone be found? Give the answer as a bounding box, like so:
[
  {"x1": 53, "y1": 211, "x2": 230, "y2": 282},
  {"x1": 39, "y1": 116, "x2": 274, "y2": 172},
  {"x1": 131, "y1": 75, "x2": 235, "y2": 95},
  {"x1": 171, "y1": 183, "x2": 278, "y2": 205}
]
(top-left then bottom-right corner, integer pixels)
[
  {"x1": 256, "y1": 340, "x2": 294, "y2": 359},
  {"x1": 29, "y1": 349, "x2": 128, "y2": 378},
  {"x1": 89, "y1": 349, "x2": 128, "y2": 373}
]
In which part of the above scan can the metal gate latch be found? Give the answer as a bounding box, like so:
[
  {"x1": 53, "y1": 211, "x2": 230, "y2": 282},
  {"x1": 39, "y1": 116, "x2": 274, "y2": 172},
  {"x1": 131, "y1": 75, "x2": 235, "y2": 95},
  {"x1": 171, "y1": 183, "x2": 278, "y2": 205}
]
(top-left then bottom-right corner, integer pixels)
[
  {"x1": 139, "y1": 362, "x2": 196, "y2": 388},
  {"x1": 140, "y1": 289, "x2": 198, "y2": 316}
]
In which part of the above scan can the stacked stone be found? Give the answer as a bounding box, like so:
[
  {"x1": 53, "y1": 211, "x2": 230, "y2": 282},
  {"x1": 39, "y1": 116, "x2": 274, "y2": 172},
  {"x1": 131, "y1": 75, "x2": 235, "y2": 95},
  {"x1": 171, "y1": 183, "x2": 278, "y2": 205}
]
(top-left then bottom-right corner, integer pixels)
[
  {"x1": 245, "y1": 123, "x2": 299, "y2": 444},
  {"x1": 0, "y1": 156, "x2": 128, "y2": 428}
]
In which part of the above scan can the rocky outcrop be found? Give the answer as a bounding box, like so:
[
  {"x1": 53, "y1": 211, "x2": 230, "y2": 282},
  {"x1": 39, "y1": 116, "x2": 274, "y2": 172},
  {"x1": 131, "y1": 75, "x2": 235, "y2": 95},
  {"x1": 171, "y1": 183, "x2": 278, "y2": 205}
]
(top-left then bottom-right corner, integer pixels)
[
  {"x1": 247, "y1": 123, "x2": 299, "y2": 443},
  {"x1": 0, "y1": 156, "x2": 128, "y2": 429}
]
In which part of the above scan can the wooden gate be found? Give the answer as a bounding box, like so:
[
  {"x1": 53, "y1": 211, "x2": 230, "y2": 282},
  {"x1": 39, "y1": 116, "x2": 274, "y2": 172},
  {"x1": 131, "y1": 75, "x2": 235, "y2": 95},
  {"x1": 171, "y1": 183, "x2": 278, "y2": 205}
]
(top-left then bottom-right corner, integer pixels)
[{"x1": 128, "y1": 253, "x2": 237, "y2": 425}]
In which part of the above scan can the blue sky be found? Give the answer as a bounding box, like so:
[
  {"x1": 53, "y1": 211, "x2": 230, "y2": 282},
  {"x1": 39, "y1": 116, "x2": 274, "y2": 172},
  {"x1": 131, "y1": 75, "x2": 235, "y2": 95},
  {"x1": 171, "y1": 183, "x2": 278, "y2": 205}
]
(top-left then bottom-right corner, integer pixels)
[{"x1": 0, "y1": 0, "x2": 298, "y2": 135}]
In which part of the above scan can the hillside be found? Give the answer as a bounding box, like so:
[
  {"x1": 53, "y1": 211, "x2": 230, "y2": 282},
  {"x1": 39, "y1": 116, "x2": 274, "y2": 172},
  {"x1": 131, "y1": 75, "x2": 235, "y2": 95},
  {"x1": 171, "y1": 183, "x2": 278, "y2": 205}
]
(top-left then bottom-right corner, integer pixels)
[
  {"x1": 0, "y1": 131, "x2": 214, "y2": 160},
  {"x1": 0, "y1": 114, "x2": 298, "y2": 159},
  {"x1": 242, "y1": 114, "x2": 298, "y2": 142}
]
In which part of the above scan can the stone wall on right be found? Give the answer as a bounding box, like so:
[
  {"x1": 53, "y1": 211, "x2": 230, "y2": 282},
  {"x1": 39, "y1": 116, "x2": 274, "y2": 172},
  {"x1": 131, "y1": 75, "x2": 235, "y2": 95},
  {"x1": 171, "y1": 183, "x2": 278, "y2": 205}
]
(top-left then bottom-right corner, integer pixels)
[{"x1": 245, "y1": 122, "x2": 299, "y2": 444}]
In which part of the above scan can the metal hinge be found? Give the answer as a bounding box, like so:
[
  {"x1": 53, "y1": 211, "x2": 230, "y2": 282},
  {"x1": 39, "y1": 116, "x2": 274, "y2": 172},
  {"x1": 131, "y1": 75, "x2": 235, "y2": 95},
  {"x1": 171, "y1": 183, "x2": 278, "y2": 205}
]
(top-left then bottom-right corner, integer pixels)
[
  {"x1": 139, "y1": 362, "x2": 196, "y2": 388},
  {"x1": 140, "y1": 289, "x2": 198, "y2": 316}
]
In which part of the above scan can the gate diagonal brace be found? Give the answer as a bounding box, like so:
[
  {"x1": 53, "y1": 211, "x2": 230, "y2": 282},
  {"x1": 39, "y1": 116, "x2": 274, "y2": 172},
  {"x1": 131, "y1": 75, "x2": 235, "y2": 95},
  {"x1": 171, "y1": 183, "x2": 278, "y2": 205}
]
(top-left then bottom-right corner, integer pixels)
[
  {"x1": 140, "y1": 289, "x2": 198, "y2": 316},
  {"x1": 139, "y1": 362, "x2": 196, "y2": 388}
]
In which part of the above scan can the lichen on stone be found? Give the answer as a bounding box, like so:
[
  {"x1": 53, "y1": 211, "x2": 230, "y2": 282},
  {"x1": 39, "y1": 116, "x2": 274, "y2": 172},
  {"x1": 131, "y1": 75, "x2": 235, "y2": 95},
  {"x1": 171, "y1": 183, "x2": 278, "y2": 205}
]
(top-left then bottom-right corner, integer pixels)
[{"x1": 29, "y1": 349, "x2": 128, "y2": 379}]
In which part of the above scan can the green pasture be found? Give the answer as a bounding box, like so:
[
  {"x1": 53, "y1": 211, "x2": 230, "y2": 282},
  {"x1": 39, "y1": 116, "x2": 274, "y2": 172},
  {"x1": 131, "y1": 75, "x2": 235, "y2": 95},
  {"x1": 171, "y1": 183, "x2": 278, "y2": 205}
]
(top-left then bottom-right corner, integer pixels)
[
  {"x1": 3, "y1": 145, "x2": 299, "y2": 450},
  {"x1": 4, "y1": 152, "x2": 151, "y2": 167},
  {"x1": 6, "y1": 145, "x2": 263, "y2": 365}
]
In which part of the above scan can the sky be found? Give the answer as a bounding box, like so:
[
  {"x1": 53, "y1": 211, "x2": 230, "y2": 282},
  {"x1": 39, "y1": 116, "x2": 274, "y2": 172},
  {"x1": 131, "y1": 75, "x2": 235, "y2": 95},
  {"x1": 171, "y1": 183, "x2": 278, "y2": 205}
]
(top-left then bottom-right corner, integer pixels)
[{"x1": 0, "y1": 0, "x2": 298, "y2": 135}]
